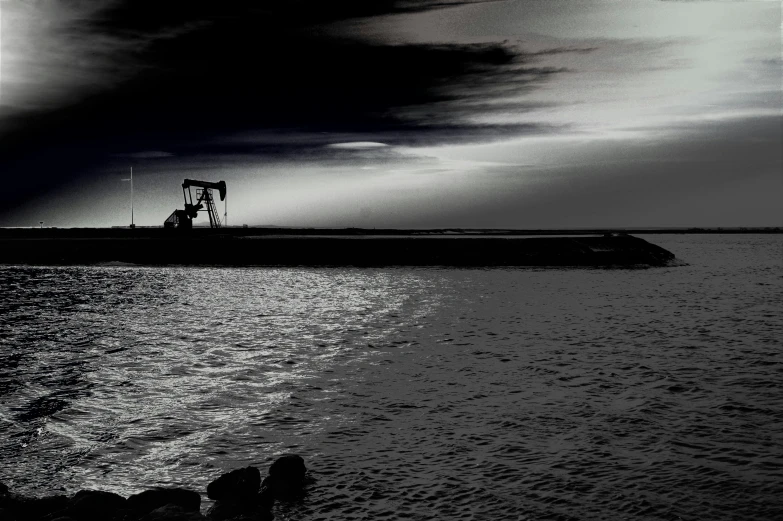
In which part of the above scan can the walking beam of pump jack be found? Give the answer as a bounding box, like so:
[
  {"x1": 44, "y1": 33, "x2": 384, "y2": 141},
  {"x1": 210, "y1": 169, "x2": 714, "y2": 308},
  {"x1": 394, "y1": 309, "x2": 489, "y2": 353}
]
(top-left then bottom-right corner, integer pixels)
[{"x1": 164, "y1": 179, "x2": 228, "y2": 229}]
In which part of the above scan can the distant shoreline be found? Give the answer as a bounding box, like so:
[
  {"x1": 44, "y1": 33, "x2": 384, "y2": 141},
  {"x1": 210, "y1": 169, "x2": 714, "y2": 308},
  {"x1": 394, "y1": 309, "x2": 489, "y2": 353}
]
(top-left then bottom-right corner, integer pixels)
[
  {"x1": 0, "y1": 232, "x2": 679, "y2": 267},
  {"x1": 0, "y1": 226, "x2": 780, "y2": 238}
]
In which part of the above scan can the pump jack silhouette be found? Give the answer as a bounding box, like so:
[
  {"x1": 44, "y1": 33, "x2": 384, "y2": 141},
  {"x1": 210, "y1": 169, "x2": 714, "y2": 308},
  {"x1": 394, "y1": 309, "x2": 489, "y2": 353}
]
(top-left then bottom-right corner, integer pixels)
[{"x1": 164, "y1": 179, "x2": 227, "y2": 229}]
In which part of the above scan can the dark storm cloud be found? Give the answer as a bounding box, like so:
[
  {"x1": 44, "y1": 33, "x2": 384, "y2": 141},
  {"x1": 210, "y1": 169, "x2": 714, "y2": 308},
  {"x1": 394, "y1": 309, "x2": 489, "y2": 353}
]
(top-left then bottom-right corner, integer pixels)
[
  {"x1": 84, "y1": 0, "x2": 496, "y2": 32},
  {"x1": 0, "y1": 0, "x2": 572, "y2": 214}
]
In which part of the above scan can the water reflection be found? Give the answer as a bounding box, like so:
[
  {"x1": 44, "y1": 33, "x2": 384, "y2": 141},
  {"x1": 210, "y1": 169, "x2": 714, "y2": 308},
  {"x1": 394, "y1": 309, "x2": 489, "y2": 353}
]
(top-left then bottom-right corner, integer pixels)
[
  {"x1": 0, "y1": 266, "x2": 440, "y2": 497},
  {"x1": 1, "y1": 236, "x2": 781, "y2": 520}
]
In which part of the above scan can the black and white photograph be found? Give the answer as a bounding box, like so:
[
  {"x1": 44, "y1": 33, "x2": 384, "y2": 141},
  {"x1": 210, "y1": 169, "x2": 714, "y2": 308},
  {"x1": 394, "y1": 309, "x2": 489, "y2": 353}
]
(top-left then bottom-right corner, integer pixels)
[{"x1": 0, "y1": 1, "x2": 781, "y2": 520}]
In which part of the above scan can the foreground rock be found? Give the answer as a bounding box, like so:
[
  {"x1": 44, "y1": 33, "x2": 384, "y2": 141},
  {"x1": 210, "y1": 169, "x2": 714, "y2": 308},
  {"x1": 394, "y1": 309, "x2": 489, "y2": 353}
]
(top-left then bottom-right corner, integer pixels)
[
  {"x1": 140, "y1": 504, "x2": 206, "y2": 521},
  {"x1": 205, "y1": 455, "x2": 307, "y2": 520},
  {"x1": 206, "y1": 467, "x2": 260, "y2": 504},
  {"x1": 0, "y1": 454, "x2": 308, "y2": 521},
  {"x1": 205, "y1": 466, "x2": 272, "y2": 521},
  {"x1": 0, "y1": 492, "x2": 68, "y2": 520},
  {"x1": 262, "y1": 455, "x2": 307, "y2": 499},
  {"x1": 66, "y1": 490, "x2": 127, "y2": 520},
  {"x1": 127, "y1": 488, "x2": 201, "y2": 516}
]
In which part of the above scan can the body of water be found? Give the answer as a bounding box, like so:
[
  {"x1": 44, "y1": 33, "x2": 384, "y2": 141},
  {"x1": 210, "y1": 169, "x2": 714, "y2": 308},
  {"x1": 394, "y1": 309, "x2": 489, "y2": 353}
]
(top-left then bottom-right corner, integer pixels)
[{"x1": 1, "y1": 234, "x2": 781, "y2": 520}]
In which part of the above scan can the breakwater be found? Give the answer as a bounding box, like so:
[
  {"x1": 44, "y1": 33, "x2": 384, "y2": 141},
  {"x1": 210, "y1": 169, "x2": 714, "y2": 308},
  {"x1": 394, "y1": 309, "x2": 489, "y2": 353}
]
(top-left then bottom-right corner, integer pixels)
[{"x1": 0, "y1": 229, "x2": 676, "y2": 266}]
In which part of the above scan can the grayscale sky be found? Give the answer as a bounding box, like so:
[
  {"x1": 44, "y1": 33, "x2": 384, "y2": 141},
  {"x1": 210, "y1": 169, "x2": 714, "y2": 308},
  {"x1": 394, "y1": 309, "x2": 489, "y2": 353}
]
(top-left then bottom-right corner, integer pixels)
[{"x1": 0, "y1": 0, "x2": 780, "y2": 228}]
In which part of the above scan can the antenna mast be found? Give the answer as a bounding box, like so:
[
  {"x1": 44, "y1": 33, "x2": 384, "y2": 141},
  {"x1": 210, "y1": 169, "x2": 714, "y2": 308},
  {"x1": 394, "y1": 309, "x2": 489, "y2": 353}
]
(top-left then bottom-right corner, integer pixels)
[{"x1": 121, "y1": 167, "x2": 135, "y2": 228}]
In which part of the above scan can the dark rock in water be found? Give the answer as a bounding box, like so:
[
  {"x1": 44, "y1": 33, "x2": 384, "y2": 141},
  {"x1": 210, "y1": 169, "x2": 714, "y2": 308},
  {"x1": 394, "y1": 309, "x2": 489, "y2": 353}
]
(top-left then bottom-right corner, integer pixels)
[
  {"x1": 255, "y1": 487, "x2": 274, "y2": 512},
  {"x1": 0, "y1": 493, "x2": 13, "y2": 511},
  {"x1": 0, "y1": 456, "x2": 309, "y2": 520},
  {"x1": 127, "y1": 489, "x2": 201, "y2": 516},
  {"x1": 218, "y1": 515, "x2": 272, "y2": 521},
  {"x1": 205, "y1": 490, "x2": 274, "y2": 521},
  {"x1": 206, "y1": 467, "x2": 261, "y2": 502},
  {"x1": 66, "y1": 490, "x2": 126, "y2": 520},
  {"x1": 206, "y1": 466, "x2": 273, "y2": 521},
  {"x1": 0, "y1": 493, "x2": 69, "y2": 520},
  {"x1": 139, "y1": 504, "x2": 206, "y2": 521},
  {"x1": 205, "y1": 501, "x2": 255, "y2": 521},
  {"x1": 268, "y1": 455, "x2": 306, "y2": 484},
  {"x1": 262, "y1": 455, "x2": 307, "y2": 498},
  {"x1": 205, "y1": 501, "x2": 240, "y2": 520}
]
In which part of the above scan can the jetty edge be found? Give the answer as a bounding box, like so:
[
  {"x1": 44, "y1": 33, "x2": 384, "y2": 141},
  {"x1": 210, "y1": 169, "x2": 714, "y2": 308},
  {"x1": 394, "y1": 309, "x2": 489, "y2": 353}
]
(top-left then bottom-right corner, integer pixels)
[{"x1": 0, "y1": 228, "x2": 678, "y2": 267}]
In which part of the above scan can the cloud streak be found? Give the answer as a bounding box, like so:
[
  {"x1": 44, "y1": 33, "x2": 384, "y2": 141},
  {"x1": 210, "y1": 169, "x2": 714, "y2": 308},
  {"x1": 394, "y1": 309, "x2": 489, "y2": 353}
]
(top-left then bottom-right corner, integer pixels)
[{"x1": 0, "y1": 0, "x2": 577, "y2": 216}]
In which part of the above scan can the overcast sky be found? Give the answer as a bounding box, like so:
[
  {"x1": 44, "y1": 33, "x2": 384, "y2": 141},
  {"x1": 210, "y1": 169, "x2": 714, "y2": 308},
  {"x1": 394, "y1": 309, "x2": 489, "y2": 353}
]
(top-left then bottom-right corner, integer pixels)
[{"x1": 0, "y1": 0, "x2": 780, "y2": 228}]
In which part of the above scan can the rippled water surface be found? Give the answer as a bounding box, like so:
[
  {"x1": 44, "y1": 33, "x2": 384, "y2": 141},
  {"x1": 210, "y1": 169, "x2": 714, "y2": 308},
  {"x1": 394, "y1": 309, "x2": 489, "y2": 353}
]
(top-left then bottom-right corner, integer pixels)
[{"x1": 1, "y1": 234, "x2": 781, "y2": 520}]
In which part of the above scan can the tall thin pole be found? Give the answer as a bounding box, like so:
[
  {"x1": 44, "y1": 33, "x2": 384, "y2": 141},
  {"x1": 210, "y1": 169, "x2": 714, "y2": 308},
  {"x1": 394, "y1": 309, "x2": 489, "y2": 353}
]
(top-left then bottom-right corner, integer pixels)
[{"x1": 121, "y1": 168, "x2": 134, "y2": 227}]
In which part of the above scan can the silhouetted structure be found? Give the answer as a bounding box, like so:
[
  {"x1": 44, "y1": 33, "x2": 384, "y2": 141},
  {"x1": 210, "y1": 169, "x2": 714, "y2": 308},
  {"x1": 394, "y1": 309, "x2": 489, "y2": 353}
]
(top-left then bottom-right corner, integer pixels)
[{"x1": 164, "y1": 179, "x2": 227, "y2": 229}]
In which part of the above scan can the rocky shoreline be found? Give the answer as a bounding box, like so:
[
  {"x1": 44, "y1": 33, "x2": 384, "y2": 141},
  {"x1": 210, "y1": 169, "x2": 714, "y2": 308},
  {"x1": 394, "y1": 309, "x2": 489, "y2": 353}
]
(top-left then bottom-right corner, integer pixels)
[{"x1": 0, "y1": 454, "x2": 307, "y2": 521}]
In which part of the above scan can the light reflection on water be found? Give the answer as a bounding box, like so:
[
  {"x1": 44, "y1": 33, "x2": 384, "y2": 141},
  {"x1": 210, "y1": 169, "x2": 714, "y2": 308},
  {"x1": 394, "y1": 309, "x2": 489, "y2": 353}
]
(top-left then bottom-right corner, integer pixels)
[{"x1": 0, "y1": 235, "x2": 782, "y2": 520}]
